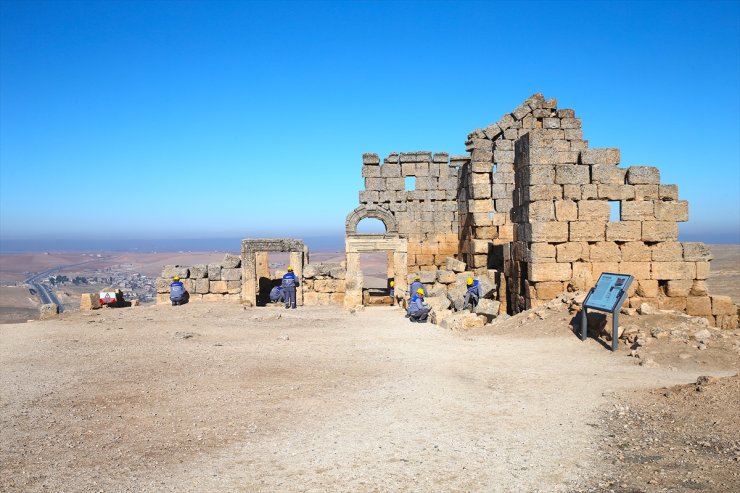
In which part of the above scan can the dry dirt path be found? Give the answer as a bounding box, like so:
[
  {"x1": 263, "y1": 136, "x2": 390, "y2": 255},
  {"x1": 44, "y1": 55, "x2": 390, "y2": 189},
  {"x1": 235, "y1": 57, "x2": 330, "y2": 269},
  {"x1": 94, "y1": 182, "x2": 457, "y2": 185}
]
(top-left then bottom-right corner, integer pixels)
[{"x1": 0, "y1": 303, "x2": 736, "y2": 492}]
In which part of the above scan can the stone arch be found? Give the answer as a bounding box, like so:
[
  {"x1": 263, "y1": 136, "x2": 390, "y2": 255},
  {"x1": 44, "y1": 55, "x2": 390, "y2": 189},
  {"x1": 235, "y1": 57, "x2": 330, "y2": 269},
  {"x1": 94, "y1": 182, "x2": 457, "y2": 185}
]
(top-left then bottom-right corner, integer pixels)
[{"x1": 345, "y1": 205, "x2": 397, "y2": 235}]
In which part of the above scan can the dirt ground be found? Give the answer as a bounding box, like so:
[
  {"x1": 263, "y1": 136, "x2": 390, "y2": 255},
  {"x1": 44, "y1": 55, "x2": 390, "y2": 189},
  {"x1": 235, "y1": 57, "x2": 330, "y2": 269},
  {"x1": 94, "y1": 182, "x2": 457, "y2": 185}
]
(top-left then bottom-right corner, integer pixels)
[{"x1": 1, "y1": 300, "x2": 738, "y2": 492}]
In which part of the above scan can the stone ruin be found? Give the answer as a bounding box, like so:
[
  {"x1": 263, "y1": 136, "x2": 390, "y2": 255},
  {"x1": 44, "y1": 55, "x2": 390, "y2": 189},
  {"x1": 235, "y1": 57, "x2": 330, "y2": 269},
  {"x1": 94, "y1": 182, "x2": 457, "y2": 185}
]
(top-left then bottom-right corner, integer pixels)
[{"x1": 155, "y1": 94, "x2": 738, "y2": 329}]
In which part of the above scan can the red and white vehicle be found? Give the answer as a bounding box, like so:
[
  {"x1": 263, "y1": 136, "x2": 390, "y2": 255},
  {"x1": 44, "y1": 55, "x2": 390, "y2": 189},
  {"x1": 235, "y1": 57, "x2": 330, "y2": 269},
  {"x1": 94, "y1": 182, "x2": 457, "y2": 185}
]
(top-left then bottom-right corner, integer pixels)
[{"x1": 99, "y1": 289, "x2": 123, "y2": 307}]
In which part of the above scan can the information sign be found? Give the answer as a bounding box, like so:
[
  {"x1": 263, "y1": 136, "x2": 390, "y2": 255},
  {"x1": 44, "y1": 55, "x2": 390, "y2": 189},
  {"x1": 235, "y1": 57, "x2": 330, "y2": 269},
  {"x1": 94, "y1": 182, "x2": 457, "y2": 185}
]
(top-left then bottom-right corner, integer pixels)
[{"x1": 581, "y1": 272, "x2": 634, "y2": 352}]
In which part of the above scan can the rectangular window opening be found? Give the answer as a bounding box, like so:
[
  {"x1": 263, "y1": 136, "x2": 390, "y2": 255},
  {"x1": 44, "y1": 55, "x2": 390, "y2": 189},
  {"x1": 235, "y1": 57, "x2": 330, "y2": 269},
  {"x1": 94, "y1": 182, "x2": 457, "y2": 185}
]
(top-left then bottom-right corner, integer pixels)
[
  {"x1": 609, "y1": 201, "x2": 621, "y2": 222},
  {"x1": 404, "y1": 176, "x2": 415, "y2": 192}
]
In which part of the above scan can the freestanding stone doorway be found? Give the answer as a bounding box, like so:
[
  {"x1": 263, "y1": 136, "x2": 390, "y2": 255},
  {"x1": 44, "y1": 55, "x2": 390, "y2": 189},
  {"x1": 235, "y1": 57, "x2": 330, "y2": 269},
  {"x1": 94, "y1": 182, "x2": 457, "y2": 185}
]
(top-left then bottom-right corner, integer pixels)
[
  {"x1": 344, "y1": 234, "x2": 408, "y2": 308},
  {"x1": 241, "y1": 238, "x2": 306, "y2": 307}
]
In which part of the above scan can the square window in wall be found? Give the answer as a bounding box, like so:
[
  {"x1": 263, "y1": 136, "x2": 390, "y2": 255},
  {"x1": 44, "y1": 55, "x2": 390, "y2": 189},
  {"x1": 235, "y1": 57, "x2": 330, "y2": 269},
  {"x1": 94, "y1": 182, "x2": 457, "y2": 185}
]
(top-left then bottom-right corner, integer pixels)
[
  {"x1": 404, "y1": 176, "x2": 415, "y2": 192},
  {"x1": 609, "y1": 201, "x2": 621, "y2": 222}
]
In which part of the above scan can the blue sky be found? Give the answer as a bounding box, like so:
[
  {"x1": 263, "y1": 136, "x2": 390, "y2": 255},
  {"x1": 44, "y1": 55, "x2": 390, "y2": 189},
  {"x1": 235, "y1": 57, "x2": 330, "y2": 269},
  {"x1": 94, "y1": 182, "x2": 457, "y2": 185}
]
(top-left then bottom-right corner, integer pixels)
[{"x1": 1, "y1": 0, "x2": 739, "y2": 248}]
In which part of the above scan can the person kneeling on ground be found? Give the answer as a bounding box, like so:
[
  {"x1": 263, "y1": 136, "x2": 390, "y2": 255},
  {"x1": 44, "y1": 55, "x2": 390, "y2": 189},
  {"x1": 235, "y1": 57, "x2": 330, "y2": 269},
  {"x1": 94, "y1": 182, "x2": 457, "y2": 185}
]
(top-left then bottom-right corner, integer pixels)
[
  {"x1": 282, "y1": 267, "x2": 299, "y2": 309},
  {"x1": 170, "y1": 276, "x2": 185, "y2": 306},
  {"x1": 407, "y1": 288, "x2": 430, "y2": 323},
  {"x1": 463, "y1": 277, "x2": 480, "y2": 310},
  {"x1": 269, "y1": 285, "x2": 285, "y2": 304}
]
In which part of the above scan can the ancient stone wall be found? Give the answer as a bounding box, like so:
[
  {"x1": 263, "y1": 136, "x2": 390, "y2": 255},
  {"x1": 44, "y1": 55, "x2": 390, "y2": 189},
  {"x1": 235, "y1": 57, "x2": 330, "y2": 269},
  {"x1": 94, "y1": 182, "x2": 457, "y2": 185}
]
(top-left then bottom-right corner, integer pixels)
[
  {"x1": 354, "y1": 152, "x2": 460, "y2": 271},
  {"x1": 302, "y1": 262, "x2": 346, "y2": 306},
  {"x1": 156, "y1": 254, "x2": 243, "y2": 304}
]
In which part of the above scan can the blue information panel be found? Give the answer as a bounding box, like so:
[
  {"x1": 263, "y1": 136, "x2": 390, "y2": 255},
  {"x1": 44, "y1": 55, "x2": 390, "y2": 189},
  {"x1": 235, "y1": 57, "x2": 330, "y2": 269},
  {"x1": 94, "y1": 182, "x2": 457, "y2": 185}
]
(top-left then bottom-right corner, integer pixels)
[{"x1": 584, "y1": 272, "x2": 633, "y2": 312}]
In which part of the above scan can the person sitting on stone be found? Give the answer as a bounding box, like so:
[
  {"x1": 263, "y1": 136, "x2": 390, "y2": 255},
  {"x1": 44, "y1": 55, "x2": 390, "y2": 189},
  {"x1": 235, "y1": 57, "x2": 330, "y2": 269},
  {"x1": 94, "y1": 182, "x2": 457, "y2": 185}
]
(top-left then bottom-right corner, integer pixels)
[
  {"x1": 407, "y1": 288, "x2": 430, "y2": 323},
  {"x1": 463, "y1": 277, "x2": 480, "y2": 310},
  {"x1": 269, "y1": 285, "x2": 285, "y2": 304},
  {"x1": 409, "y1": 275, "x2": 428, "y2": 298},
  {"x1": 170, "y1": 276, "x2": 185, "y2": 306}
]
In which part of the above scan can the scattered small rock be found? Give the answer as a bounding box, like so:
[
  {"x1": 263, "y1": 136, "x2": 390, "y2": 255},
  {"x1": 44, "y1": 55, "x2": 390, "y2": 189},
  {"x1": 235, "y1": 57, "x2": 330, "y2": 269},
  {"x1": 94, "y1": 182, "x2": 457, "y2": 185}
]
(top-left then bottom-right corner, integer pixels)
[{"x1": 175, "y1": 331, "x2": 197, "y2": 339}]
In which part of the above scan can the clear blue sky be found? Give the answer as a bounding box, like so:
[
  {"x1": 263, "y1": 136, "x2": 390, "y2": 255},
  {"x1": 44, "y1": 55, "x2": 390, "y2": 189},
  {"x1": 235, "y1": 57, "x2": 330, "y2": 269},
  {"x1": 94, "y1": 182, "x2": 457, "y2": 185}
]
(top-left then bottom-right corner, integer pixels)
[{"x1": 1, "y1": 0, "x2": 739, "y2": 248}]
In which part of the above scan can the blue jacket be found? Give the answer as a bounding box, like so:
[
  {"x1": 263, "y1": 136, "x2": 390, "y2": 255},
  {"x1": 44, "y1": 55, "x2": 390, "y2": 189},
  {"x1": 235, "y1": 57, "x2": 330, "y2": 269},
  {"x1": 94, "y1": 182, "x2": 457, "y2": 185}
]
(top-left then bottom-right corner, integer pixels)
[
  {"x1": 410, "y1": 280, "x2": 427, "y2": 296},
  {"x1": 282, "y1": 272, "x2": 298, "y2": 288},
  {"x1": 269, "y1": 285, "x2": 284, "y2": 301},
  {"x1": 467, "y1": 280, "x2": 480, "y2": 296},
  {"x1": 170, "y1": 281, "x2": 185, "y2": 300},
  {"x1": 407, "y1": 297, "x2": 428, "y2": 316}
]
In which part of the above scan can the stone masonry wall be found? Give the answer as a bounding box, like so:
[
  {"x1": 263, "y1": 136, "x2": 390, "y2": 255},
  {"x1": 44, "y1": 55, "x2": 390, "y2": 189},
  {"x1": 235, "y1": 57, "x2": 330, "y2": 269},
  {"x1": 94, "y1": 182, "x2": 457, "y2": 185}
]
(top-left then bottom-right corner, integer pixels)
[
  {"x1": 156, "y1": 254, "x2": 242, "y2": 304},
  {"x1": 359, "y1": 152, "x2": 460, "y2": 271},
  {"x1": 301, "y1": 262, "x2": 346, "y2": 306}
]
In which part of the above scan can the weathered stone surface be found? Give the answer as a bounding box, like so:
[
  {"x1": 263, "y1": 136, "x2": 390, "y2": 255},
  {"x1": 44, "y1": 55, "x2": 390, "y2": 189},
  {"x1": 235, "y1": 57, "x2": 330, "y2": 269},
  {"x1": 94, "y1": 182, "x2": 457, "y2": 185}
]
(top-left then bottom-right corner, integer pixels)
[
  {"x1": 581, "y1": 148, "x2": 620, "y2": 165},
  {"x1": 651, "y1": 242, "x2": 683, "y2": 261},
  {"x1": 555, "y1": 165, "x2": 590, "y2": 185},
  {"x1": 162, "y1": 265, "x2": 189, "y2": 279},
  {"x1": 474, "y1": 299, "x2": 501, "y2": 319},
  {"x1": 711, "y1": 295, "x2": 735, "y2": 316},
  {"x1": 606, "y1": 221, "x2": 641, "y2": 241},
  {"x1": 222, "y1": 254, "x2": 241, "y2": 269},
  {"x1": 207, "y1": 264, "x2": 221, "y2": 280},
  {"x1": 621, "y1": 201, "x2": 654, "y2": 221},
  {"x1": 209, "y1": 281, "x2": 228, "y2": 294},
  {"x1": 654, "y1": 200, "x2": 688, "y2": 221},
  {"x1": 528, "y1": 263, "x2": 571, "y2": 282},
  {"x1": 651, "y1": 262, "x2": 695, "y2": 280},
  {"x1": 578, "y1": 200, "x2": 610, "y2": 220},
  {"x1": 682, "y1": 242, "x2": 713, "y2": 261},
  {"x1": 39, "y1": 303, "x2": 59, "y2": 320},
  {"x1": 439, "y1": 312, "x2": 486, "y2": 330},
  {"x1": 642, "y1": 221, "x2": 678, "y2": 242},
  {"x1": 686, "y1": 296, "x2": 712, "y2": 316},
  {"x1": 80, "y1": 293, "x2": 100, "y2": 310},
  {"x1": 221, "y1": 268, "x2": 241, "y2": 281},
  {"x1": 626, "y1": 166, "x2": 660, "y2": 184},
  {"x1": 189, "y1": 264, "x2": 208, "y2": 279},
  {"x1": 569, "y1": 221, "x2": 606, "y2": 241}
]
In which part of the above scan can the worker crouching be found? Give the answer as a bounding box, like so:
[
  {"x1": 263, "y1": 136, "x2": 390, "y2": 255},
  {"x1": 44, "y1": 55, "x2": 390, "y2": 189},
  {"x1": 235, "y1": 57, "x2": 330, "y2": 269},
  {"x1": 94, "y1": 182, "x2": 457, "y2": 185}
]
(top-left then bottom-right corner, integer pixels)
[{"x1": 407, "y1": 288, "x2": 430, "y2": 323}]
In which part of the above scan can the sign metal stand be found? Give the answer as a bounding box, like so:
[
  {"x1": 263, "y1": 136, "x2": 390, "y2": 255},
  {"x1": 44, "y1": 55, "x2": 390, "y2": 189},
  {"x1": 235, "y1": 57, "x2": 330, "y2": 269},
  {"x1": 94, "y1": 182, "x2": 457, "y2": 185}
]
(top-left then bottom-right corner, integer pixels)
[{"x1": 580, "y1": 272, "x2": 634, "y2": 352}]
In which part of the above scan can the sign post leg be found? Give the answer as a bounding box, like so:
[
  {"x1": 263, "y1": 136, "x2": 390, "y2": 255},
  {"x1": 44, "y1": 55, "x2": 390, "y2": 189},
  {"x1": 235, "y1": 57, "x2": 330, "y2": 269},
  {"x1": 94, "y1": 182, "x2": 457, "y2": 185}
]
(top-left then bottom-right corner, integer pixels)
[
  {"x1": 581, "y1": 306, "x2": 588, "y2": 342},
  {"x1": 612, "y1": 312, "x2": 619, "y2": 352}
]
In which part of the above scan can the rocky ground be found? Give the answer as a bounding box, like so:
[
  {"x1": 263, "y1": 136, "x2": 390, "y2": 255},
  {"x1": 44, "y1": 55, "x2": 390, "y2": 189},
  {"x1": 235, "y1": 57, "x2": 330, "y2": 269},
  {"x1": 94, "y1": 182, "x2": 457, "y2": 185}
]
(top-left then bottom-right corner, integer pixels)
[{"x1": 1, "y1": 298, "x2": 738, "y2": 492}]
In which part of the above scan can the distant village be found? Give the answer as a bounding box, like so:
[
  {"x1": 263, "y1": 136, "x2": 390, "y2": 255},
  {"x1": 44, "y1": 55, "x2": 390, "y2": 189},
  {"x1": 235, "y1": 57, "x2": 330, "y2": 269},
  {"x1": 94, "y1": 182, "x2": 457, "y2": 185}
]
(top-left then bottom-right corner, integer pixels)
[{"x1": 46, "y1": 265, "x2": 157, "y2": 304}]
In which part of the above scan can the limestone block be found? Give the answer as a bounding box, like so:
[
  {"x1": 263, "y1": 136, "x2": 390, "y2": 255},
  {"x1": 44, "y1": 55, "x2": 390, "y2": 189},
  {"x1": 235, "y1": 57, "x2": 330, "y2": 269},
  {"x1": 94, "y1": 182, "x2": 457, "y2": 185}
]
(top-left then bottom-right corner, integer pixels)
[
  {"x1": 598, "y1": 184, "x2": 634, "y2": 201},
  {"x1": 202, "y1": 293, "x2": 225, "y2": 303},
  {"x1": 221, "y1": 268, "x2": 241, "y2": 281},
  {"x1": 658, "y1": 296, "x2": 687, "y2": 311},
  {"x1": 581, "y1": 148, "x2": 620, "y2": 165},
  {"x1": 528, "y1": 262, "x2": 572, "y2": 282},
  {"x1": 446, "y1": 283, "x2": 468, "y2": 311},
  {"x1": 227, "y1": 281, "x2": 241, "y2": 294},
  {"x1": 385, "y1": 178, "x2": 405, "y2": 191},
  {"x1": 526, "y1": 222, "x2": 569, "y2": 242},
  {"x1": 666, "y1": 280, "x2": 693, "y2": 297},
  {"x1": 528, "y1": 201, "x2": 555, "y2": 221},
  {"x1": 302, "y1": 291, "x2": 319, "y2": 305},
  {"x1": 207, "y1": 264, "x2": 222, "y2": 280},
  {"x1": 162, "y1": 265, "x2": 189, "y2": 279},
  {"x1": 380, "y1": 163, "x2": 401, "y2": 178},
  {"x1": 590, "y1": 242, "x2": 621, "y2": 262},
  {"x1": 416, "y1": 254, "x2": 434, "y2": 265},
  {"x1": 209, "y1": 280, "x2": 228, "y2": 294},
  {"x1": 474, "y1": 299, "x2": 501, "y2": 321},
  {"x1": 437, "y1": 270, "x2": 457, "y2": 284},
  {"x1": 591, "y1": 164, "x2": 625, "y2": 184},
  {"x1": 555, "y1": 199, "x2": 578, "y2": 221},
  {"x1": 529, "y1": 242, "x2": 556, "y2": 261},
  {"x1": 637, "y1": 280, "x2": 659, "y2": 298},
  {"x1": 363, "y1": 153, "x2": 380, "y2": 164},
  {"x1": 470, "y1": 199, "x2": 494, "y2": 213},
  {"x1": 181, "y1": 279, "x2": 194, "y2": 293},
  {"x1": 621, "y1": 201, "x2": 654, "y2": 221},
  {"x1": 190, "y1": 264, "x2": 208, "y2": 279},
  {"x1": 557, "y1": 151, "x2": 580, "y2": 164},
  {"x1": 525, "y1": 185, "x2": 562, "y2": 201},
  {"x1": 695, "y1": 261, "x2": 710, "y2": 280},
  {"x1": 470, "y1": 138, "x2": 493, "y2": 151},
  {"x1": 526, "y1": 166, "x2": 556, "y2": 185},
  {"x1": 186, "y1": 294, "x2": 202, "y2": 303},
  {"x1": 194, "y1": 278, "x2": 210, "y2": 294},
  {"x1": 535, "y1": 281, "x2": 565, "y2": 300},
  {"x1": 439, "y1": 312, "x2": 486, "y2": 331},
  {"x1": 529, "y1": 147, "x2": 559, "y2": 166},
  {"x1": 542, "y1": 117, "x2": 560, "y2": 129},
  {"x1": 606, "y1": 221, "x2": 641, "y2": 241},
  {"x1": 313, "y1": 279, "x2": 342, "y2": 293},
  {"x1": 571, "y1": 262, "x2": 593, "y2": 291},
  {"x1": 578, "y1": 200, "x2": 610, "y2": 221},
  {"x1": 446, "y1": 257, "x2": 466, "y2": 273},
  {"x1": 562, "y1": 185, "x2": 582, "y2": 200},
  {"x1": 556, "y1": 242, "x2": 586, "y2": 262},
  {"x1": 38, "y1": 303, "x2": 59, "y2": 319},
  {"x1": 633, "y1": 185, "x2": 659, "y2": 201},
  {"x1": 362, "y1": 165, "x2": 381, "y2": 178},
  {"x1": 655, "y1": 200, "x2": 688, "y2": 222},
  {"x1": 716, "y1": 314, "x2": 739, "y2": 330},
  {"x1": 651, "y1": 262, "x2": 695, "y2": 280},
  {"x1": 591, "y1": 263, "x2": 620, "y2": 280},
  {"x1": 569, "y1": 221, "x2": 606, "y2": 241},
  {"x1": 651, "y1": 242, "x2": 683, "y2": 261},
  {"x1": 555, "y1": 165, "x2": 590, "y2": 185},
  {"x1": 642, "y1": 222, "x2": 678, "y2": 242},
  {"x1": 618, "y1": 262, "x2": 651, "y2": 280},
  {"x1": 494, "y1": 150, "x2": 515, "y2": 164},
  {"x1": 365, "y1": 177, "x2": 384, "y2": 190},
  {"x1": 222, "y1": 254, "x2": 241, "y2": 269},
  {"x1": 621, "y1": 242, "x2": 651, "y2": 262},
  {"x1": 711, "y1": 295, "x2": 735, "y2": 316},
  {"x1": 682, "y1": 242, "x2": 713, "y2": 261},
  {"x1": 156, "y1": 278, "x2": 170, "y2": 293},
  {"x1": 659, "y1": 185, "x2": 678, "y2": 200},
  {"x1": 626, "y1": 166, "x2": 660, "y2": 184},
  {"x1": 359, "y1": 190, "x2": 379, "y2": 202},
  {"x1": 686, "y1": 296, "x2": 712, "y2": 316},
  {"x1": 560, "y1": 118, "x2": 581, "y2": 129},
  {"x1": 690, "y1": 280, "x2": 709, "y2": 296},
  {"x1": 80, "y1": 293, "x2": 101, "y2": 310},
  {"x1": 492, "y1": 172, "x2": 515, "y2": 185}
]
